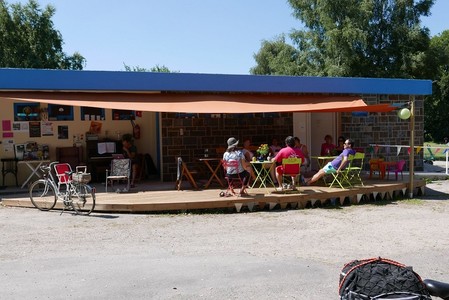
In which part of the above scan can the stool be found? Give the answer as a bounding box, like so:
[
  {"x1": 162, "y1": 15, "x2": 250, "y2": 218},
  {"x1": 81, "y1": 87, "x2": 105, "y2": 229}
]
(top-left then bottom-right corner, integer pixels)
[{"x1": 1, "y1": 158, "x2": 19, "y2": 187}]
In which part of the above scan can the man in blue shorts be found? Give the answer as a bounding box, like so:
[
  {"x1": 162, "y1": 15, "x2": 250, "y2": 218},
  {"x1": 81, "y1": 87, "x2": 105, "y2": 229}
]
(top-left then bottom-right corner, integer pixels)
[{"x1": 305, "y1": 138, "x2": 356, "y2": 185}]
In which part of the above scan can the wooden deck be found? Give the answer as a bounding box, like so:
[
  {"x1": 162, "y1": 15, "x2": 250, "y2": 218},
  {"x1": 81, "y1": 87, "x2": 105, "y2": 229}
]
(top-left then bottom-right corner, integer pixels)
[{"x1": 1, "y1": 178, "x2": 427, "y2": 213}]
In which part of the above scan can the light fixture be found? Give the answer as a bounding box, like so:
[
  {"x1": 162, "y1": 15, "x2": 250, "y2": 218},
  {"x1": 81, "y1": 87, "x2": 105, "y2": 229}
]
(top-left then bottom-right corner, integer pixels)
[{"x1": 397, "y1": 108, "x2": 411, "y2": 120}]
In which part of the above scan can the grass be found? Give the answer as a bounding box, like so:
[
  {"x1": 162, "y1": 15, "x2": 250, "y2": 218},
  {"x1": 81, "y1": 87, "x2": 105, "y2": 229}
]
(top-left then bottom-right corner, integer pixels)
[
  {"x1": 400, "y1": 198, "x2": 425, "y2": 205},
  {"x1": 423, "y1": 142, "x2": 449, "y2": 160}
]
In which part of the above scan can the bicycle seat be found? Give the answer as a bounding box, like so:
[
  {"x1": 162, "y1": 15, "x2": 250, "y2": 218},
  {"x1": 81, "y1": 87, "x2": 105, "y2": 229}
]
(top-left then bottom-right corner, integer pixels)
[{"x1": 424, "y1": 279, "x2": 449, "y2": 299}]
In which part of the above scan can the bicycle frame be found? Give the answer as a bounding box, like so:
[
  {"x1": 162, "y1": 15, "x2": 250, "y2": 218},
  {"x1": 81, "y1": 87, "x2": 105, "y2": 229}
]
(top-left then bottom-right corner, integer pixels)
[{"x1": 32, "y1": 161, "x2": 96, "y2": 215}]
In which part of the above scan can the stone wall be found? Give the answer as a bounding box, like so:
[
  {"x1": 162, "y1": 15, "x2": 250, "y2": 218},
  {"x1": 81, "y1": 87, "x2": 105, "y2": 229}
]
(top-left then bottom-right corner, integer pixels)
[
  {"x1": 160, "y1": 94, "x2": 425, "y2": 181},
  {"x1": 161, "y1": 112, "x2": 294, "y2": 181},
  {"x1": 340, "y1": 95, "x2": 424, "y2": 171}
]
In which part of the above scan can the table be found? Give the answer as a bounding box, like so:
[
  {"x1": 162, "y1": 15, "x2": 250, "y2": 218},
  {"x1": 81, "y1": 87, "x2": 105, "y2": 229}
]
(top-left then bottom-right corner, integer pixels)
[
  {"x1": 311, "y1": 156, "x2": 337, "y2": 184},
  {"x1": 311, "y1": 156, "x2": 338, "y2": 169},
  {"x1": 198, "y1": 158, "x2": 225, "y2": 188},
  {"x1": 250, "y1": 160, "x2": 275, "y2": 189},
  {"x1": 18, "y1": 160, "x2": 50, "y2": 188},
  {"x1": 379, "y1": 161, "x2": 397, "y2": 180}
]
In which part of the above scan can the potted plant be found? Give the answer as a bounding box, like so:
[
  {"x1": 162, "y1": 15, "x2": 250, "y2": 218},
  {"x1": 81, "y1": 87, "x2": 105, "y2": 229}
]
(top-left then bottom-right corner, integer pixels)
[{"x1": 256, "y1": 144, "x2": 269, "y2": 161}]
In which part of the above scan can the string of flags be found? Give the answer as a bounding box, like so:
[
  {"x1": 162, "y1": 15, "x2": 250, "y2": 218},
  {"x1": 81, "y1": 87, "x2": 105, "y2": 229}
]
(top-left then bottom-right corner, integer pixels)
[{"x1": 368, "y1": 144, "x2": 449, "y2": 156}]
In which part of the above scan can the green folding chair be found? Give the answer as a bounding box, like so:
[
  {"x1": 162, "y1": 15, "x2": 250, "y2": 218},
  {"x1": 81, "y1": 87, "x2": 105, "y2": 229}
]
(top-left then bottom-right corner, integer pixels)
[
  {"x1": 346, "y1": 152, "x2": 365, "y2": 186},
  {"x1": 329, "y1": 156, "x2": 354, "y2": 189}
]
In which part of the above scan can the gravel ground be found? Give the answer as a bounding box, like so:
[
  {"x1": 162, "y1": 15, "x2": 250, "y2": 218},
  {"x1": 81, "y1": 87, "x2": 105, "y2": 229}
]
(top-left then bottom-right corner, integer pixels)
[{"x1": 0, "y1": 161, "x2": 448, "y2": 299}]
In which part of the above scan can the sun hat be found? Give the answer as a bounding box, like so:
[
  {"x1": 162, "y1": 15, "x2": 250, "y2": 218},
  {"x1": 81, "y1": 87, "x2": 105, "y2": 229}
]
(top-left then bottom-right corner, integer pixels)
[{"x1": 227, "y1": 137, "x2": 239, "y2": 150}]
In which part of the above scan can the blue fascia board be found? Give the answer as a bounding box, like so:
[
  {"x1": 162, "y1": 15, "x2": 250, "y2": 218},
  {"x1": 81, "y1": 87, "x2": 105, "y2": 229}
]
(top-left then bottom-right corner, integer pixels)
[{"x1": 0, "y1": 68, "x2": 432, "y2": 95}]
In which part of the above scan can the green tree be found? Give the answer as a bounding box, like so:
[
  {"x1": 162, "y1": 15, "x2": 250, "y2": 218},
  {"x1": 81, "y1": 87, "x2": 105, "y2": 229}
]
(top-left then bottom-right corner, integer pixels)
[
  {"x1": 123, "y1": 63, "x2": 178, "y2": 73},
  {"x1": 0, "y1": 0, "x2": 85, "y2": 69},
  {"x1": 252, "y1": 0, "x2": 434, "y2": 78},
  {"x1": 251, "y1": 35, "x2": 303, "y2": 75},
  {"x1": 424, "y1": 31, "x2": 449, "y2": 142}
]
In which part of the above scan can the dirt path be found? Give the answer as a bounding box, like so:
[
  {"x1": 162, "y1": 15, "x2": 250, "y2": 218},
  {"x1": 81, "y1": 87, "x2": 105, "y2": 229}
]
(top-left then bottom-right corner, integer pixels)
[{"x1": 1, "y1": 181, "x2": 448, "y2": 299}]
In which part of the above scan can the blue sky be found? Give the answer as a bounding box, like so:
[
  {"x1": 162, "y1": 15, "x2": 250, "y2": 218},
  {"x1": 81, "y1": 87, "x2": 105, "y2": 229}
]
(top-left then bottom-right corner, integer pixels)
[{"x1": 15, "y1": 0, "x2": 449, "y2": 74}]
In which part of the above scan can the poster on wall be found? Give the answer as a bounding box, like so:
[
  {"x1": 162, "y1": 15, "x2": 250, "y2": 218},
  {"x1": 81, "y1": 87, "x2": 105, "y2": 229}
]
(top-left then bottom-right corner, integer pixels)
[
  {"x1": 2, "y1": 139, "x2": 14, "y2": 153},
  {"x1": 14, "y1": 143, "x2": 25, "y2": 160},
  {"x1": 47, "y1": 104, "x2": 74, "y2": 121},
  {"x1": 81, "y1": 107, "x2": 105, "y2": 121},
  {"x1": 41, "y1": 121, "x2": 54, "y2": 136},
  {"x1": 14, "y1": 102, "x2": 40, "y2": 121},
  {"x1": 12, "y1": 122, "x2": 29, "y2": 132},
  {"x1": 58, "y1": 125, "x2": 69, "y2": 139},
  {"x1": 2, "y1": 120, "x2": 11, "y2": 131},
  {"x1": 29, "y1": 122, "x2": 41, "y2": 138}
]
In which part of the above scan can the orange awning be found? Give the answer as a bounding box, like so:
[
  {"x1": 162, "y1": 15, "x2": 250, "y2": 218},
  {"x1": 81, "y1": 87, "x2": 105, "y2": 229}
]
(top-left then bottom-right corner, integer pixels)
[{"x1": 0, "y1": 91, "x2": 395, "y2": 113}]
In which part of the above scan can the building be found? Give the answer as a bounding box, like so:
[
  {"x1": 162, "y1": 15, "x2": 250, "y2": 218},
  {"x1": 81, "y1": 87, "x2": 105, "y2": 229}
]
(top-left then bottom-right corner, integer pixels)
[{"x1": 0, "y1": 68, "x2": 431, "y2": 185}]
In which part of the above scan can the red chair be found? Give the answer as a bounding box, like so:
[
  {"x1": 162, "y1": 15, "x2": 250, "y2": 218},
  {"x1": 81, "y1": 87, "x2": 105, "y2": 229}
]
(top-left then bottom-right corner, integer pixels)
[
  {"x1": 281, "y1": 157, "x2": 302, "y2": 190},
  {"x1": 387, "y1": 160, "x2": 406, "y2": 180},
  {"x1": 221, "y1": 160, "x2": 248, "y2": 196},
  {"x1": 54, "y1": 163, "x2": 72, "y2": 191}
]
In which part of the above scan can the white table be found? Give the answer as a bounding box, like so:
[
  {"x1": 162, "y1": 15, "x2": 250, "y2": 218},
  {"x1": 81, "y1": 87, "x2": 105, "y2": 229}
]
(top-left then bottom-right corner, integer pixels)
[{"x1": 18, "y1": 160, "x2": 50, "y2": 188}]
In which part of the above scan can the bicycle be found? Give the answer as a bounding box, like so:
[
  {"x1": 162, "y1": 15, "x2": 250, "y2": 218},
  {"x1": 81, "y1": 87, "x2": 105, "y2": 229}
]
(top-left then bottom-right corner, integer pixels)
[{"x1": 29, "y1": 161, "x2": 96, "y2": 215}]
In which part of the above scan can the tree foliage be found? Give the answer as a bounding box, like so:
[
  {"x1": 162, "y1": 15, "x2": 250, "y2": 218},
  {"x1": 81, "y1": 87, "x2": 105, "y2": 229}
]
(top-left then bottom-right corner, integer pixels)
[
  {"x1": 0, "y1": 0, "x2": 85, "y2": 69},
  {"x1": 250, "y1": 0, "x2": 449, "y2": 142},
  {"x1": 123, "y1": 63, "x2": 178, "y2": 73},
  {"x1": 424, "y1": 31, "x2": 449, "y2": 141},
  {"x1": 252, "y1": 0, "x2": 434, "y2": 78}
]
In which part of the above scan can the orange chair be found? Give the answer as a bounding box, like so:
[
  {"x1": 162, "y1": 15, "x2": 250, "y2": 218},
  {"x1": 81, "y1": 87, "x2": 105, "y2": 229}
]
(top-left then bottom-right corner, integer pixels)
[
  {"x1": 369, "y1": 158, "x2": 384, "y2": 179},
  {"x1": 387, "y1": 160, "x2": 406, "y2": 180}
]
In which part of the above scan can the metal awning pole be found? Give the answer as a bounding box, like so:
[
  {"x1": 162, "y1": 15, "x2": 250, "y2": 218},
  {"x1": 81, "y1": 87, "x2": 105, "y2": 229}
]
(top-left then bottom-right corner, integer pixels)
[{"x1": 408, "y1": 96, "x2": 415, "y2": 198}]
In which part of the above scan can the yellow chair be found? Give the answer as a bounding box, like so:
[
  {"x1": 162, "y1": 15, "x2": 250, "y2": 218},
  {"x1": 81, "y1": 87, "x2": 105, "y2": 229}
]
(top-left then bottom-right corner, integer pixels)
[
  {"x1": 280, "y1": 157, "x2": 302, "y2": 190},
  {"x1": 346, "y1": 153, "x2": 365, "y2": 186}
]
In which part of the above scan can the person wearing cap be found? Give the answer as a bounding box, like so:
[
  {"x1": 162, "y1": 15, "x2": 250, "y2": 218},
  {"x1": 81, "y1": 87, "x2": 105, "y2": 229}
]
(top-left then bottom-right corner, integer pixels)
[{"x1": 222, "y1": 137, "x2": 250, "y2": 191}]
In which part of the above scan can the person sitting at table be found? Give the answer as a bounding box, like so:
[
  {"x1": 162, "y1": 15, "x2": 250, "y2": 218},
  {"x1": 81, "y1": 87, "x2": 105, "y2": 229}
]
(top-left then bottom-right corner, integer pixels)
[
  {"x1": 320, "y1": 134, "x2": 336, "y2": 156},
  {"x1": 335, "y1": 136, "x2": 346, "y2": 154},
  {"x1": 122, "y1": 133, "x2": 140, "y2": 188},
  {"x1": 305, "y1": 138, "x2": 355, "y2": 186},
  {"x1": 222, "y1": 137, "x2": 250, "y2": 191},
  {"x1": 270, "y1": 136, "x2": 305, "y2": 191},
  {"x1": 269, "y1": 137, "x2": 282, "y2": 156},
  {"x1": 241, "y1": 138, "x2": 256, "y2": 182},
  {"x1": 294, "y1": 136, "x2": 310, "y2": 167}
]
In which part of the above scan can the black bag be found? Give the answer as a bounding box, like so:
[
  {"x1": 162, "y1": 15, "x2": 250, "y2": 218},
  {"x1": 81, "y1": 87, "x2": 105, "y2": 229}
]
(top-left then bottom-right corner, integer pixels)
[{"x1": 339, "y1": 257, "x2": 431, "y2": 299}]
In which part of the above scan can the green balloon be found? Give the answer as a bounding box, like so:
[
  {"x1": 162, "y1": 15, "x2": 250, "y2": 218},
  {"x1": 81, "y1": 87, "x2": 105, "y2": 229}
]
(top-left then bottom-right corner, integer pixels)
[{"x1": 398, "y1": 108, "x2": 411, "y2": 120}]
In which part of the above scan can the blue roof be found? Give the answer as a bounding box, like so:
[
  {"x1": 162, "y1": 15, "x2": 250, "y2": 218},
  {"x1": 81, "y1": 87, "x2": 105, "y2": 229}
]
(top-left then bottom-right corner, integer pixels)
[{"x1": 0, "y1": 68, "x2": 432, "y2": 95}]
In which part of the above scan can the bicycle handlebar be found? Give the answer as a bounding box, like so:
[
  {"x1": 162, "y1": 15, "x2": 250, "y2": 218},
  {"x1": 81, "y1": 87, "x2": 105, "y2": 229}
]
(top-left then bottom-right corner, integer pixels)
[
  {"x1": 424, "y1": 279, "x2": 449, "y2": 300},
  {"x1": 39, "y1": 161, "x2": 60, "y2": 173}
]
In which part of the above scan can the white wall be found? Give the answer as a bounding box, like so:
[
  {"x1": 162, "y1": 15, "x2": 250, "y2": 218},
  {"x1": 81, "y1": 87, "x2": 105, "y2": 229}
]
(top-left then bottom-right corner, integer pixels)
[
  {"x1": 0, "y1": 99, "x2": 158, "y2": 186},
  {"x1": 293, "y1": 112, "x2": 337, "y2": 170}
]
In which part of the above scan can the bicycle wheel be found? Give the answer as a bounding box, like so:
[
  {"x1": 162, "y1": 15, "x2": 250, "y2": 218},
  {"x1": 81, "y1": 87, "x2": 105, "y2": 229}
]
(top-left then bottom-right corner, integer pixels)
[
  {"x1": 29, "y1": 179, "x2": 57, "y2": 211},
  {"x1": 71, "y1": 183, "x2": 96, "y2": 215}
]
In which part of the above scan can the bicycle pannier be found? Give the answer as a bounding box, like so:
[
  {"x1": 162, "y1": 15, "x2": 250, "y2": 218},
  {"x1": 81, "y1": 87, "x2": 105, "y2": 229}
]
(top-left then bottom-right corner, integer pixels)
[
  {"x1": 72, "y1": 172, "x2": 91, "y2": 184},
  {"x1": 339, "y1": 257, "x2": 431, "y2": 299}
]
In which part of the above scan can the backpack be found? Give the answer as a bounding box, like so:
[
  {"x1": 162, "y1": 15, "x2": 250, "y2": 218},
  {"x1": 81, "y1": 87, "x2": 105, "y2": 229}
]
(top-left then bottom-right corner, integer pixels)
[{"x1": 339, "y1": 257, "x2": 431, "y2": 300}]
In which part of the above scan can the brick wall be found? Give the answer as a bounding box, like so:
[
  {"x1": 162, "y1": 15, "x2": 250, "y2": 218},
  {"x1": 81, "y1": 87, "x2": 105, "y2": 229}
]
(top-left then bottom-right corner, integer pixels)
[
  {"x1": 161, "y1": 112, "x2": 294, "y2": 181},
  {"x1": 160, "y1": 94, "x2": 425, "y2": 181},
  {"x1": 340, "y1": 95, "x2": 424, "y2": 171}
]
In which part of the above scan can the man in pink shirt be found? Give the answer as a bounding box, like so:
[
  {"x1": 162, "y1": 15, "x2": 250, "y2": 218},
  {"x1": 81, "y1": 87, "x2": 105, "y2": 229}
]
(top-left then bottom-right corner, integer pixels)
[{"x1": 271, "y1": 136, "x2": 305, "y2": 190}]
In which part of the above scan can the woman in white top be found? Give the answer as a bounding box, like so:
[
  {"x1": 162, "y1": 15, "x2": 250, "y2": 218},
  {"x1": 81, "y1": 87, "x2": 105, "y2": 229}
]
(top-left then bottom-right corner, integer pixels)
[{"x1": 222, "y1": 137, "x2": 250, "y2": 184}]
